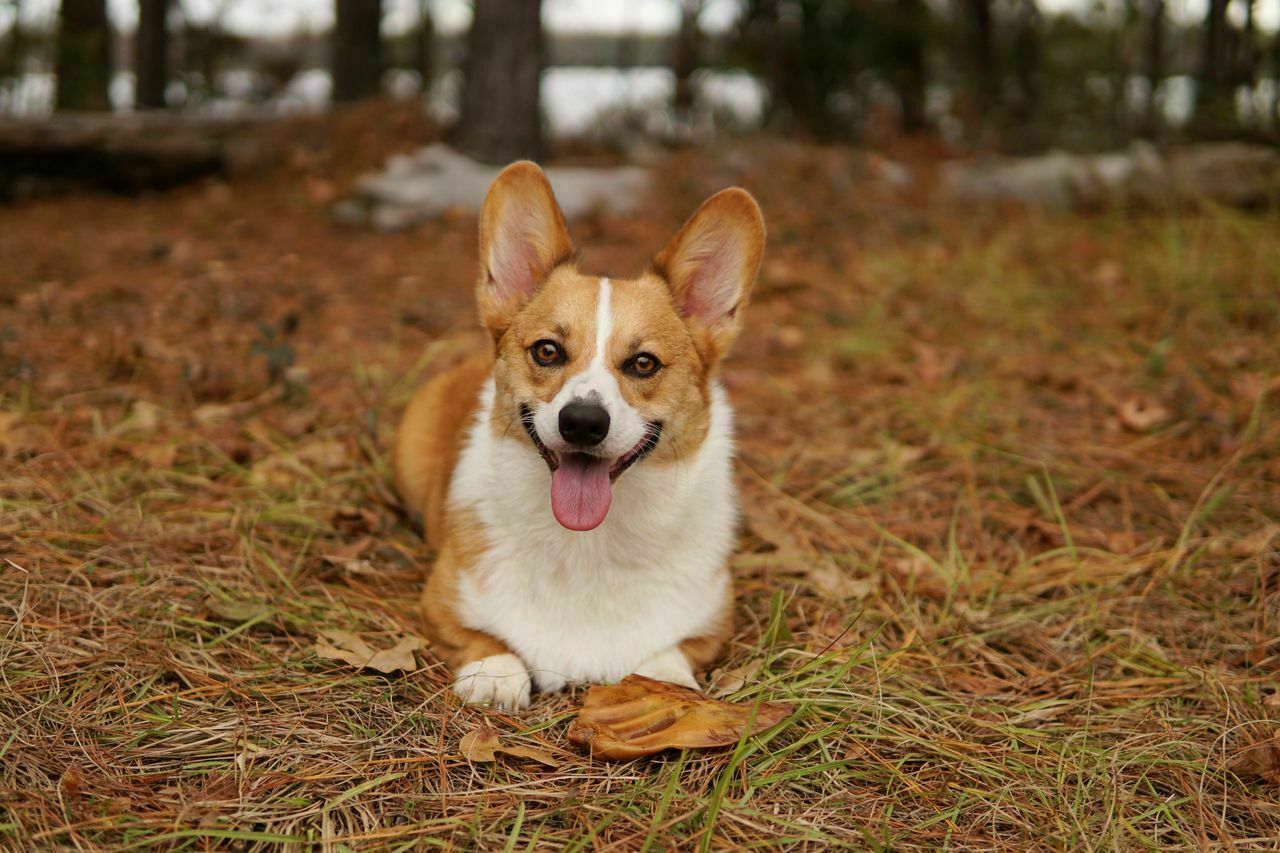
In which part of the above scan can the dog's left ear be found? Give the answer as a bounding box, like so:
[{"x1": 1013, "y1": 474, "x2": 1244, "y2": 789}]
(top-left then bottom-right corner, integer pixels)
[
  {"x1": 652, "y1": 187, "x2": 765, "y2": 361},
  {"x1": 477, "y1": 161, "x2": 575, "y2": 337}
]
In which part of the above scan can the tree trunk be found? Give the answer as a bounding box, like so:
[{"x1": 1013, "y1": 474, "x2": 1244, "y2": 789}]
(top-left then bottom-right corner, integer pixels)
[
  {"x1": 332, "y1": 0, "x2": 382, "y2": 103},
  {"x1": 2, "y1": 0, "x2": 25, "y2": 81},
  {"x1": 1139, "y1": 0, "x2": 1165, "y2": 138},
  {"x1": 55, "y1": 0, "x2": 111, "y2": 111},
  {"x1": 1236, "y1": 0, "x2": 1258, "y2": 88},
  {"x1": 673, "y1": 0, "x2": 703, "y2": 119},
  {"x1": 762, "y1": 0, "x2": 787, "y2": 127},
  {"x1": 894, "y1": 0, "x2": 928, "y2": 133},
  {"x1": 415, "y1": 0, "x2": 434, "y2": 88},
  {"x1": 1007, "y1": 0, "x2": 1041, "y2": 149},
  {"x1": 1271, "y1": 34, "x2": 1280, "y2": 138},
  {"x1": 454, "y1": 0, "x2": 543, "y2": 164},
  {"x1": 1197, "y1": 0, "x2": 1230, "y2": 129},
  {"x1": 961, "y1": 0, "x2": 999, "y2": 115},
  {"x1": 135, "y1": 0, "x2": 170, "y2": 109}
]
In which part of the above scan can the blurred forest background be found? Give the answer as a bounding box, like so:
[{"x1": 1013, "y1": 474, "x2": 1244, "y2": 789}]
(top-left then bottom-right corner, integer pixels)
[{"x1": 1, "y1": 0, "x2": 1278, "y2": 157}]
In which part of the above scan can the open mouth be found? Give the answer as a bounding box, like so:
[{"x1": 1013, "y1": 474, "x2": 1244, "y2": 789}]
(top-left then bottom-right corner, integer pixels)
[
  {"x1": 520, "y1": 405, "x2": 663, "y2": 531},
  {"x1": 519, "y1": 405, "x2": 662, "y2": 481}
]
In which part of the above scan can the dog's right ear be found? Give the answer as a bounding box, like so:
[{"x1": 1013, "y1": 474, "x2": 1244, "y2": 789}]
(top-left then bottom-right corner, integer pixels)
[{"x1": 477, "y1": 161, "x2": 575, "y2": 337}]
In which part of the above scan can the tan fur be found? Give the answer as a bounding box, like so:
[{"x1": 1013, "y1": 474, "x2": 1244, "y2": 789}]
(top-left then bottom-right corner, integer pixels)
[
  {"x1": 679, "y1": 594, "x2": 736, "y2": 673},
  {"x1": 393, "y1": 162, "x2": 766, "y2": 691},
  {"x1": 392, "y1": 353, "x2": 492, "y2": 550},
  {"x1": 652, "y1": 188, "x2": 766, "y2": 364},
  {"x1": 475, "y1": 162, "x2": 575, "y2": 339},
  {"x1": 488, "y1": 267, "x2": 716, "y2": 471},
  {"x1": 418, "y1": 509, "x2": 515, "y2": 671}
]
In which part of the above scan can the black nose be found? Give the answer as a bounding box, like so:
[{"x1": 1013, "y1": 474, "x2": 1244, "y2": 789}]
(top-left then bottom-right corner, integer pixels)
[{"x1": 559, "y1": 401, "x2": 610, "y2": 447}]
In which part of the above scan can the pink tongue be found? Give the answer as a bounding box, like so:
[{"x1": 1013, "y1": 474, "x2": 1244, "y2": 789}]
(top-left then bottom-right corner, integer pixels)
[{"x1": 550, "y1": 453, "x2": 613, "y2": 531}]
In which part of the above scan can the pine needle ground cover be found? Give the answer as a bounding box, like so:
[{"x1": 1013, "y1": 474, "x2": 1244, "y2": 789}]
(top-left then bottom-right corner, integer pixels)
[{"x1": 2, "y1": 115, "x2": 1279, "y2": 848}]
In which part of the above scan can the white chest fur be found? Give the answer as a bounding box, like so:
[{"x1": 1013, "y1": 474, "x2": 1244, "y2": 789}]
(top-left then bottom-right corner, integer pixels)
[{"x1": 448, "y1": 379, "x2": 737, "y2": 692}]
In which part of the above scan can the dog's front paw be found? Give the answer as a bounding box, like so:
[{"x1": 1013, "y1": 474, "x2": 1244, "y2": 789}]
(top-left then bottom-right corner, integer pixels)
[
  {"x1": 631, "y1": 647, "x2": 700, "y2": 691},
  {"x1": 453, "y1": 653, "x2": 533, "y2": 711}
]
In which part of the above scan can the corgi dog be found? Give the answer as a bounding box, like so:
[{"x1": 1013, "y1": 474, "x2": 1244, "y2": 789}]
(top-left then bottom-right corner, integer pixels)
[{"x1": 393, "y1": 162, "x2": 765, "y2": 710}]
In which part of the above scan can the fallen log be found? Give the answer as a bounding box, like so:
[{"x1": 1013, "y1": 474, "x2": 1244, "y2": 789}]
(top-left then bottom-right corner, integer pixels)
[
  {"x1": 0, "y1": 112, "x2": 273, "y2": 199},
  {"x1": 333, "y1": 143, "x2": 650, "y2": 230},
  {"x1": 940, "y1": 142, "x2": 1280, "y2": 212}
]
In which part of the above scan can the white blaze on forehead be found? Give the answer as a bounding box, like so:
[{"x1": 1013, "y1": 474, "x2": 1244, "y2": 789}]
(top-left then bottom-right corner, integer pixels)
[
  {"x1": 594, "y1": 276, "x2": 612, "y2": 371},
  {"x1": 559, "y1": 277, "x2": 617, "y2": 403}
]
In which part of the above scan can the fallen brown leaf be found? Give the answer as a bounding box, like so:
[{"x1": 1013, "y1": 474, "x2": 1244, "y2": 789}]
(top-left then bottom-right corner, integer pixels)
[
  {"x1": 459, "y1": 725, "x2": 500, "y2": 761},
  {"x1": 1228, "y1": 736, "x2": 1280, "y2": 784},
  {"x1": 296, "y1": 437, "x2": 349, "y2": 471},
  {"x1": 743, "y1": 502, "x2": 806, "y2": 553},
  {"x1": 117, "y1": 400, "x2": 163, "y2": 436},
  {"x1": 846, "y1": 441, "x2": 926, "y2": 472},
  {"x1": 132, "y1": 443, "x2": 178, "y2": 469},
  {"x1": 1091, "y1": 259, "x2": 1123, "y2": 288},
  {"x1": 807, "y1": 559, "x2": 874, "y2": 601},
  {"x1": 501, "y1": 745, "x2": 560, "y2": 767},
  {"x1": 205, "y1": 597, "x2": 274, "y2": 624},
  {"x1": 567, "y1": 675, "x2": 789, "y2": 761},
  {"x1": 0, "y1": 411, "x2": 53, "y2": 458},
  {"x1": 1233, "y1": 525, "x2": 1280, "y2": 558},
  {"x1": 709, "y1": 660, "x2": 764, "y2": 699},
  {"x1": 911, "y1": 341, "x2": 959, "y2": 386},
  {"x1": 459, "y1": 725, "x2": 560, "y2": 767},
  {"x1": 1229, "y1": 372, "x2": 1280, "y2": 403},
  {"x1": 59, "y1": 764, "x2": 83, "y2": 801},
  {"x1": 321, "y1": 535, "x2": 375, "y2": 564},
  {"x1": 332, "y1": 506, "x2": 381, "y2": 537},
  {"x1": 313, "y1": 631, "x2": 424, "y2": 674},
  {"x1": 1116, "y1": 396, "x2": 1171, "y2": 432}
]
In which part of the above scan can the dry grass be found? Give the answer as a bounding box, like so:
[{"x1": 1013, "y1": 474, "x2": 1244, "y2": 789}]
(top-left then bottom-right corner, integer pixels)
[{"x1": 2, "y1": 112, "x2": 1279, "y2": 849}]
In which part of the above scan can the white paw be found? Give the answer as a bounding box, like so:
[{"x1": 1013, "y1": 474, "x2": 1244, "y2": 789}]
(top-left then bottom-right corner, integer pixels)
[
  {"x1": 631, "y1": 648, "x2": 700, "y2": 691},
  {"x1": 453, "y1": 653, "x2": 532, "y2": 711}
]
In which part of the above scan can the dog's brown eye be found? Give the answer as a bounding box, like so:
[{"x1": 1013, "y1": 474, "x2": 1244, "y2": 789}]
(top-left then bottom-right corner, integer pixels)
[
  {"x1": 627, "y1": 353, "x2": 661, "y2": 377},
  {"x1": 531, "y1": 340, "x2": 565, "y2": 366}
]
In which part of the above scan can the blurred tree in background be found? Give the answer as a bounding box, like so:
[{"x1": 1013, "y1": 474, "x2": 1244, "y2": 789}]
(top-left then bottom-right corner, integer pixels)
[
  {"x1": 1139, "y1": 0, "x2": 1166, "y2": 139},
  {"x1": 332, "y1": 0, "x2": 382, "y2": 102},
  {"x1": 959, "y1": 0, "x2": 999, "y2": 120},
  {"x1": 176, "y1": 3, "x2": 241, "y2": 106},
  {"x1": 55, "y1": 0, "x2": 110, "y2": 110},
  {"x1": 0, "y1": 0, "x2": 1274, "y2": 150},
  {"x1": 453, "y1": 0, "x2": 544, "y2": 164},
  {"x1": 414, "y1": 0, "x2": 434, "y2": 90},
  {"x1": 135, "y1": 0, "x2": 170, "y2": 109},
  {"x1": 885, "y1": 0, "x2": 929, "y2": 134},
  {"x1": 1198, "y1": 0, "x2": 1232, "y2": 132},
  {"x1": 0, "y1": 1, "x2": 25, "y2": 84},
  {"x1": 673, "y1": 0, "x2": 705, "y2": 125},
  {"x1": 732, "y1": 0, "x2": 869, "y2": 137}
]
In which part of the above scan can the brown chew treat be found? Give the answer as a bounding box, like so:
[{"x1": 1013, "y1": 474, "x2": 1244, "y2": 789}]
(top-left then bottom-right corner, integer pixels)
[{"x1": 567, "y1": 675, "x2": 789, "y2": 761}]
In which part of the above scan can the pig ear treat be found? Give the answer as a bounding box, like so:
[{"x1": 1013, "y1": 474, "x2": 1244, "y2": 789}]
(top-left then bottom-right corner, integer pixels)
[{"x1": 566, "y1": 675, "x2": 790, "y2": 761}]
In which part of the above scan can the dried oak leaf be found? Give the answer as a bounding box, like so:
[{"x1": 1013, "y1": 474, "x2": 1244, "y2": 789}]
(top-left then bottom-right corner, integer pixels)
[
  {"x1": 459, "y1": 725, "x2": 559, "y2": 767},
  {"x1": 567, "y1": 675, "x2": 789, "y2": 761},
  {"x1": 314, "y1": 631, "x2": 424, "y2": 674},
  {"x1": 1228, "y1": 736, "x2": 1280, "y2": 784}
]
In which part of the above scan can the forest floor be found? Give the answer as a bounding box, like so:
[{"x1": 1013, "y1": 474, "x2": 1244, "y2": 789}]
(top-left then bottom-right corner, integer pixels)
[{"x1": 2, "y1": 102, "x2": 1279, "y2": 849}]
